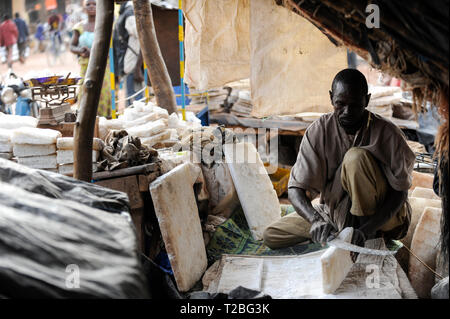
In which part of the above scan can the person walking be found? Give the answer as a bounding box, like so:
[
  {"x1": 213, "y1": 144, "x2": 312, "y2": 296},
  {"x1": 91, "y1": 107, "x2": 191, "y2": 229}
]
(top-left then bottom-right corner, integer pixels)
[
  {"x1": 0, "y1": 14, "x2": 19, "y2": 69},
  {"x1": 70, "y1": 0, "x2": 112, "y2": 118},
  {"x1": 14, "y1": 13, "x2": 29, "y2": 63}
]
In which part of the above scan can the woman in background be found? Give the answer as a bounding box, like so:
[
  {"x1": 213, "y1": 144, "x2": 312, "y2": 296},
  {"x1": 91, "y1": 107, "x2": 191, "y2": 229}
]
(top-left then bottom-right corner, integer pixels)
[{"x1": 70, "y1": 0, "x2": 111, "y2": 118}]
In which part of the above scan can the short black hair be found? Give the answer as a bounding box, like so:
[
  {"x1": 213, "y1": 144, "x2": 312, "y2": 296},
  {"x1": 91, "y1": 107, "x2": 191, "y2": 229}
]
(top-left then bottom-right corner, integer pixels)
[
  {"x1": 3, "y1": 14, "x2": 10, "y2": 21},
  {"x1": 331, "y1": 68, "x2": 368, "y2": 95},
  {"x1": 15, "y1": 13, "x2": 20, "y2": 18}
]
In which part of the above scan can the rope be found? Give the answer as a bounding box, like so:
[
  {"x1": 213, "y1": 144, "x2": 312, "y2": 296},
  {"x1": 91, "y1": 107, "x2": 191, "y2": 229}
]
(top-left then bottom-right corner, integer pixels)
[
  {"x1": 402, "y1": 243, "x2": 444, "y2": 280},
  {"x1": 115, "y1": 86, "x2": 147, "y2": 104}
]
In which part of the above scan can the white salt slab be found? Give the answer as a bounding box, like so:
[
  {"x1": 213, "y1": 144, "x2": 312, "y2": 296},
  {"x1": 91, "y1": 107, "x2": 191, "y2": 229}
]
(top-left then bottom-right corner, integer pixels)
[
  {"x1": 411, "y1": 187, "x2": 440, "y2": 200},
  {"x1": 0, "y1": 128, "x2": 12, "y2": 143},
  {"x1": 0, "y1": 115, "x2": 38, "y2": 129},
  {"x1": 402, "y1": 197, "x2": 441, "y2": 249},
  {"x1": 217, "y1": 257, "x2": 263, "y2": 293},
  {"x1": 13, "y1": 144, "x2": 56, "y2": 157},
  {"x1": 149, "y1": 162, "x2": 207, "y2": 292},
  {"x1": 12, "y1": 127, "x2": 61, "y2": 145},
  {"x1": 223, "y1": 142, "x2": 280, "y2": 240},
  {"x1": 122, "y1": 111, "x2": 169, "y2": 129},
  {"x1": 409, "y1": 207, "x2": 442, "y2": 298},
  {"x1": 140, "y1": 130, "x2": 172, "y2": 147},
  {"x1": 0, "y1": 152, "x2": 13, "y2": 160},
  {"x1": 56, "y1": 137, "x2": 104, "y2": 151},
  {"x1": 321, "y1": 227, "x2": 354, "y2": 294},
  {"x1": 17, "y1": 154, "x2": 57, "y2": 169},
  {"x1": 56, "y1": 150, "x2": 99, "y2": 164},
  {"x1": 0, "y1": 143, "x2": 12, "y2": 153},
  {"x1": 126, "y1": 119, "x2": 168, "y2": 138}
]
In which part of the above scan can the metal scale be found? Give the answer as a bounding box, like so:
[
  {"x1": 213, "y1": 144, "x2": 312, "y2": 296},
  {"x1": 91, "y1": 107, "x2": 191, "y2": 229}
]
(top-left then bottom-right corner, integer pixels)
[{"x1": 27, "y1": 74, "x2": 80, "y2": 126}]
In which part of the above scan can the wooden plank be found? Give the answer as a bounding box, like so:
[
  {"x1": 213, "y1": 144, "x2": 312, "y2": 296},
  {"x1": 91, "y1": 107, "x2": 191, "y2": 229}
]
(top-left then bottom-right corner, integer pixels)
[
  {"x1": 130, "y1": 208, "x2": 144, "y2": 253},
  {"x1": 92, "y1": 163, "x2": 158, "y2": 181},
  {"x1": 95, "y1": 175, "x2": 144, "y2": 210}
]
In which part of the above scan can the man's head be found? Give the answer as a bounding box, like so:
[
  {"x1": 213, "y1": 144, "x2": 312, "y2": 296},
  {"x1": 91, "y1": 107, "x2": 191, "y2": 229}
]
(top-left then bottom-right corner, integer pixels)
[
  {"x1": 329, "y1": 68, "x2": 371, "y2": 133},
  {"x1": 15, "y1": 13, "x2": 20, "y2": 19},
  {"x1": 3, "y1": 14, "x2": 11, "y2": 21}
]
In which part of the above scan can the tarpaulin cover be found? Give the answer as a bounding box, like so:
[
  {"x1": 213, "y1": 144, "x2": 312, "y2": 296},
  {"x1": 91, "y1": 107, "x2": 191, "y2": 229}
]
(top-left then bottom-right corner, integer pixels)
[{"x1": 0, "y1": 159, "x2": 149, "y2": 298}]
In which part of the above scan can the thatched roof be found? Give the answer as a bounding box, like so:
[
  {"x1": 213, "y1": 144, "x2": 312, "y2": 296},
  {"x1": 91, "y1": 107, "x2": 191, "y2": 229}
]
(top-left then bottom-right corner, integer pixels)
[{"x1": 279, "y1": 0, "x2": 449, "y2": 109}]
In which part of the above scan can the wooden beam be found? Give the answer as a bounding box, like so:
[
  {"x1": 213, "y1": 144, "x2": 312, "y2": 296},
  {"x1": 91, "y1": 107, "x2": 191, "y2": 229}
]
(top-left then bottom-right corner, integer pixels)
[
  {"x1": 73, "y1": 0, "x2": 114, "y2": 182},
  {"x1": 133, "y1": 0, "x2": 177, "y2": 114}
]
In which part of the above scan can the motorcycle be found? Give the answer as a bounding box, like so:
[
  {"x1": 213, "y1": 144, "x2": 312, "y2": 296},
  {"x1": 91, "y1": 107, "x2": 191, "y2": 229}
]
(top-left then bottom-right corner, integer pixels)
[{"x1": 0, "y1": 72, "x2": 40, "y2": 117}]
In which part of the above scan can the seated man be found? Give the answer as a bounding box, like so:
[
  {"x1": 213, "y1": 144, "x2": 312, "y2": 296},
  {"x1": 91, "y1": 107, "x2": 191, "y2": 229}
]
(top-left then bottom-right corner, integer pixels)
[{"x1": 263, "y1": 69, "x2": 415, "y2": 249}]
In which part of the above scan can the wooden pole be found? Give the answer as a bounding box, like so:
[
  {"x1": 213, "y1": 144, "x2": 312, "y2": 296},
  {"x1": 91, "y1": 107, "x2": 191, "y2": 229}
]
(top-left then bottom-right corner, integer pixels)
[
  {"x1": 132, "y1": 0, "x2": 177, "y2": 114},
  {"x1": 73, "y1": 0, "x2": 114, "y2": 182}
]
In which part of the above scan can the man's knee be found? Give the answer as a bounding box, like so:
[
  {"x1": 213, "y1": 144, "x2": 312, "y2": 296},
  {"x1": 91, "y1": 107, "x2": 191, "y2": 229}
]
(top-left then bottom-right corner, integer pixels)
[
  {"x1": 342, "y1": 147, "x2": 371, "y2": 169},
  {"x1": 262, "y1": 226, "x2": 279, "y2": 249}
]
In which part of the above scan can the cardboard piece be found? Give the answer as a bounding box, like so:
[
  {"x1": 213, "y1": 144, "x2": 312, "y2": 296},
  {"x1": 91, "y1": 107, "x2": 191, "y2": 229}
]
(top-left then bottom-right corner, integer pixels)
[
  {"x1": 149, "y1": 163, "x2": 207, "y2": 292},
  {"x1": 223, "y1": 142, "x2": 280, "y2": 241}
]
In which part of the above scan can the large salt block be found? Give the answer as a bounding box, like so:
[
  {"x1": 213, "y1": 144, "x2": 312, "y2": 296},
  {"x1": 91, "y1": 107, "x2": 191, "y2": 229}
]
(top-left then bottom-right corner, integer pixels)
[
  {"x1": 321, "y1": 227, "x2": 354, "y2": 294},
  {"x1": 149, "y1": 162, "x2": 207, "y2": 292},
  {"x1": 0, "y1": 152, "x2": 12, "y2": 160},
  {"x1": 0, "y1": 128, "x2": 12, "y2": 143},
  {"x1": 402, "y1": 197, "x2": 441, "y2": 249},
  {"x1": 17, "y1": 154, "x2": 57, "y2": 169},
  {"x1": 0, "y1": 115, "x2": 37, "y2": 129},
  {"x1": 409, "y1": 207, "x2": 442, "y2": 298},
  {"x1": 410, "y1": 171, "x2": 434, "y2": 190},
  {"x1": 56, "y1": 150, "x2": 99, "y2": 164},
  {"x1": 12, "y1": 127, "x2": 61, "y2": 145},
  {"x1": 126, "y1": 118, "x2": 167, "y2": 138},
  {"x1": 56, "y1": 137, "x2": 104, "y2": 151},
  {"x1": 0, "y1": 143, "x2": 12, "y2": 153},
  {"x1": 411, "y1": 187, "x2": 440, "y2": 200},
  {"x1": 223, "y1": 142, "x2": 281, "y2": 241},
  {"x1": 13, "y1": 144, "x2": 56, "y2": 157}
]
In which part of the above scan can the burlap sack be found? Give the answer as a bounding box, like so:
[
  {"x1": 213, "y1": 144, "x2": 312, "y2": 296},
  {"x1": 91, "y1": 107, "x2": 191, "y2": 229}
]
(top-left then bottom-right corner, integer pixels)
[
  {"x1": 183, "y1": 0, "x2": 251, "y2": 91},
  {"x1": 250, "y1": 0, "x2": 347, "y2": 118}
]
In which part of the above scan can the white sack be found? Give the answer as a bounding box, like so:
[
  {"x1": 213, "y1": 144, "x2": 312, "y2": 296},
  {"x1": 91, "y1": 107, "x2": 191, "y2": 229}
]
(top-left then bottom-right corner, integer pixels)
[{"x1": 250, "y1": 0, "x2": 347, "y2": 118}]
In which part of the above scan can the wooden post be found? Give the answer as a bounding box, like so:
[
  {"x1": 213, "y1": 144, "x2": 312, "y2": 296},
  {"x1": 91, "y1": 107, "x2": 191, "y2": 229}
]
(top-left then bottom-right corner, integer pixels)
[
  {"x1": 133, "y1": 0, "x2": 177, "y2": 114},
  {"x1": 73, "y1": 0, "x2": 114, "y2": 182}
]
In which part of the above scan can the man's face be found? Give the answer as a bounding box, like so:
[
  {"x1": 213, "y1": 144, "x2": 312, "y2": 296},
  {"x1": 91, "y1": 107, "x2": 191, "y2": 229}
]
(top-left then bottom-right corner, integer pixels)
[{"x1": 330, "y1": 81, "x2": 370, "y2": 132}]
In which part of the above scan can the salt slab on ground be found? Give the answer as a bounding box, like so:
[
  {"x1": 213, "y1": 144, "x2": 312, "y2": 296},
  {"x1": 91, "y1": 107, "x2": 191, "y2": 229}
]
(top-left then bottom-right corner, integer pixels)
[
  {"x1": 149, "y1": 162, "x2": 207, "y2": 292},
  {"x1": 223, "y1": 142, "x2": 280, "y2": 241}
]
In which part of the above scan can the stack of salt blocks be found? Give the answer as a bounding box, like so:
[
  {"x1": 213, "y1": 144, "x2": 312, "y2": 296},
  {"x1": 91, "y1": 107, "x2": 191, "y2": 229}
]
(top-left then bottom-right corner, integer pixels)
[
  {"x1": 11, "y1": 127, "x2": 62, "y2": 172},
  {"x1": 56, "y1": 137, "x2": 102, "y2": 176},
  {"x1": 0, "y1": 128, "x2": 13, "y2": 160}
]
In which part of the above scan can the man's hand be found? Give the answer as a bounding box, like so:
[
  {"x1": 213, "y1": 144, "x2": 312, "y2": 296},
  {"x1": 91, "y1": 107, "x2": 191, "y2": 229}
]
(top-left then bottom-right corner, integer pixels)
[
  {"x1": 350, "y1": 228, "x2": 366, "y2": 262},
  {"x1": 310, "y1": 216, "x2": 336, "y2": 245}
]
